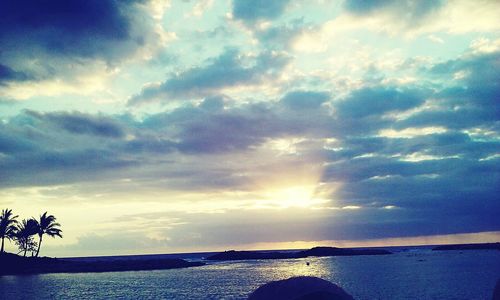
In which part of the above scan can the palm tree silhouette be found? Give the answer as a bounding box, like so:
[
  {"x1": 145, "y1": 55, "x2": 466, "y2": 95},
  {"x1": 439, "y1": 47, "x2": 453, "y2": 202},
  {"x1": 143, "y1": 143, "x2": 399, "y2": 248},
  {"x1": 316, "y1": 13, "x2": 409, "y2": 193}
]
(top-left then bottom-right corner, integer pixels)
[
  {"x1": 34, "y1": 212, "x2": 62, "y2": 257},
  {"x1": 15, "y1": 219, "x2": 38, "y2": 257},
  {"x1": 0, "y1": 208, "x2": 19, "y2": 254}
]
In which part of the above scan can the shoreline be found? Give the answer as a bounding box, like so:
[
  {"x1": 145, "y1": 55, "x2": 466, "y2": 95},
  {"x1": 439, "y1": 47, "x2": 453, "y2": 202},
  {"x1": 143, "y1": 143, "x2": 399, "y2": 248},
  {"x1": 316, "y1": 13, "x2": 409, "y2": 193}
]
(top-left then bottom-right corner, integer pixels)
[{"x1": 0, "y1": 253, "x2": 204, "y2": 276}]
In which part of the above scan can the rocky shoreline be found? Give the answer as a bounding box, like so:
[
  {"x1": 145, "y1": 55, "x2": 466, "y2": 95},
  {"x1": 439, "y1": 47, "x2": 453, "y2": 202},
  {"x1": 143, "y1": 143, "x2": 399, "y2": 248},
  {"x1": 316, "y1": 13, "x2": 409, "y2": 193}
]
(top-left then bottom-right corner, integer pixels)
[{"x1": 0, "y1": 252, "x2": 205, "y2": 276}]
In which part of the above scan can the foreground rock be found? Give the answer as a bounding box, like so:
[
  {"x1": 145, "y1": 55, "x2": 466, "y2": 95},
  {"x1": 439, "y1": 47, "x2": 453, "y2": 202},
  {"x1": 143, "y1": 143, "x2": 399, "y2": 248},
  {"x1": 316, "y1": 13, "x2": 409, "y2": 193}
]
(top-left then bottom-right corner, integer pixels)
[
  {"x1": 0, "y1": 252, "x2": 204, "y2": 276},
  {"x1": 432, "y1": 242, "x2": 500, "y2": 251},
  {"x1": 207, "y1": 246, "x2": 391, "y2": 261},
  {"x1": 248, "y1": 276, "x2": 354, "y2": 300}
]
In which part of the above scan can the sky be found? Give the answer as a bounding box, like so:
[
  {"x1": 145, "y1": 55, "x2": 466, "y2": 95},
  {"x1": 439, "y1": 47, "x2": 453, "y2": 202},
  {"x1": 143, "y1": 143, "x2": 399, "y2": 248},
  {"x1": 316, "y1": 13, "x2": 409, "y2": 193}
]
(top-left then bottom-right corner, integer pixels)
[{"x1": 0, "y1": 0, "x2": 499, "y2": 257}]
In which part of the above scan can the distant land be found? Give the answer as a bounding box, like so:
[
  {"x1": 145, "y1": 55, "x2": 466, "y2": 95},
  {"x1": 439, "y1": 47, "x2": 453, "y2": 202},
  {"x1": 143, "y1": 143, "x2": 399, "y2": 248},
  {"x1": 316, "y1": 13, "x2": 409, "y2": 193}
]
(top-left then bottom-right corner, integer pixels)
[
  {"x1": 206, "y1": 246, "x2": 392, "y2": 261},
  {"x1": 432, "y1": 242, "x2": 500, "y2": 251},
  {"x1": 2, "y1": 242, "x2": 499, "y2": 276},
  {"x1": 0, "y1": 252, "x2": 204, "y2": 276}
]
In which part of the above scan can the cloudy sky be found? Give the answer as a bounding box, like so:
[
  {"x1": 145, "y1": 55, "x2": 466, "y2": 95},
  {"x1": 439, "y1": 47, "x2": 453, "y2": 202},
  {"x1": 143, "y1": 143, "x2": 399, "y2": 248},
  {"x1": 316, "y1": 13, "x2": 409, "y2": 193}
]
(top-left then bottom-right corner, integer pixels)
[{"x1": 1, "y1": 0, "x2": 499, "y2": 257}]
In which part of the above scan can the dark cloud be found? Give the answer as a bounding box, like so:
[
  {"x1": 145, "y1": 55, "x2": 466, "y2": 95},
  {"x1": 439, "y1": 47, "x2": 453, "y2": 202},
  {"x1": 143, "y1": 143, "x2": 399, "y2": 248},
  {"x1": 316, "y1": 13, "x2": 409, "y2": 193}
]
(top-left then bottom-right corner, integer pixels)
[
  {"x1": 0, "y1": 0, "x2": 131, "y2": 54},
  {"x1": 0, "y1": 148, "x2": 134, "y2": 187},
  {"x1": 121, "y1": 136, "x2": 176, "y2": 154},
  {"x1": 0, "y1": 125, "x2": 36, "y2": 154},
  {"x1": 0, "y1": 0, "x2": 157, "y2": 85},
  {"x1": 0, "y1": 111, "x2": 133, "y2": 187},
  {"x1": 151, "y1": 96, "x2": 335, "y2": 154},
  {"x1": 232, "y1": 0, "x2": 291, "y2": 23},
  {"x1": 128, "y1": 49, "x2": 291, "y2": 104},
  {"x1": 0, "y1": 64, "x2": 32, "y2": 84},
  {"x1": 336, "y1": 87, "x2": 424, "y2": 118},
  {"x1": 26, "y1": 110, "x2": 126, "y2": 138},
  {"x1": 319, "y1": 149, "x2": 500, "y2": 237},
  {"x1": 396, "y1": 108, "x2": 497, "y2": 131},
  {"x1": 396, "y1": 50, "x2": 500, "y2": 130},
  {"x1": 344, "y1": 0, "x2": 444, "y2": 20},
  {"x1": 281, "y1": 90, "x2": 330, "y2": 110},
  {"x1": 337, "y1": 133, "x2": 500, "y2": 161},
  {"x1": 141, "y1": 102, "x2": 277, "y2": 154},
  {"x1": 433, "y1": 51, "x2": 499, "y2": 113}
]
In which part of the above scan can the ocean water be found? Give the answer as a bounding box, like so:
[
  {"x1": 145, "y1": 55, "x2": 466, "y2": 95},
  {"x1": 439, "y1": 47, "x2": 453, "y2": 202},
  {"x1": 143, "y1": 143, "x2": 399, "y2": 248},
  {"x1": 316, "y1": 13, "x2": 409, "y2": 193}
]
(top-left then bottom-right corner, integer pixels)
[{"x1": 0, "y1": 248, "x2": 499, "y2": 299}]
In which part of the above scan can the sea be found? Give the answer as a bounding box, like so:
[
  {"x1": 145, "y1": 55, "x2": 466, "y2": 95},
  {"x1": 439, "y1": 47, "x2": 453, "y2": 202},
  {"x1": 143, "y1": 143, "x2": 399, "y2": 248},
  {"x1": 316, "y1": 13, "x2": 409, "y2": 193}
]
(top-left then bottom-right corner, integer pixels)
[{"x1": 0, "y1": 246, "x2": 499, "y2": 299}]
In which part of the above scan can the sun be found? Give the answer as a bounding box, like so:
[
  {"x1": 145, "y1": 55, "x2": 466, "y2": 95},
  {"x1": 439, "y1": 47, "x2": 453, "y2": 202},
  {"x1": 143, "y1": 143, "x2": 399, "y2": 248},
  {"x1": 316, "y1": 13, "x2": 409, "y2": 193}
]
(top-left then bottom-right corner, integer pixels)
[
  {"x1": 279, "y1": 186, "x2": 315, "y2": 207},
  {"x1": 263, "y1": 185, "x2": 327, "y2": 208}
]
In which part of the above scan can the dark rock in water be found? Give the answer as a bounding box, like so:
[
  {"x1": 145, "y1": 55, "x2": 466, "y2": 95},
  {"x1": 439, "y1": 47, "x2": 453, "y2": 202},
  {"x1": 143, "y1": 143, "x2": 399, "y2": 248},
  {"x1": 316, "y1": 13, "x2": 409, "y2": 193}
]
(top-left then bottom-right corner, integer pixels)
[
  {"x1": 432, "y1": 242, "x2": 500, "y2": 251},
  {"x1": 298, "y1": 246, "x2": 391, "y2": 257},
  {"x1": 248, "y1": 276, "x2": 354, "y2": 300},
  {"x1": 206, "y1": 246, "x2": 391, "y2": 261},
  {"x1": 0, "y1": 252, "x2": 204, "y2": 276}
]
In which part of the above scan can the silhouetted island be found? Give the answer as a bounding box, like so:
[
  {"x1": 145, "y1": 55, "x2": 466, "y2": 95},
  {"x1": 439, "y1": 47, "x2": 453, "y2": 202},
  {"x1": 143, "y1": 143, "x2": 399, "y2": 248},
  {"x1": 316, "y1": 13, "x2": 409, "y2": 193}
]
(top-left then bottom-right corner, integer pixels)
[
  {"x1": 432, "y1": 242, "x2": 500, "y2": 251},
  {"x1": 0, "y1": 252, "x2": 204, "y2": 276},
  {"x1": 206, "y1": 246, "x2": 391, "y2": 261}
]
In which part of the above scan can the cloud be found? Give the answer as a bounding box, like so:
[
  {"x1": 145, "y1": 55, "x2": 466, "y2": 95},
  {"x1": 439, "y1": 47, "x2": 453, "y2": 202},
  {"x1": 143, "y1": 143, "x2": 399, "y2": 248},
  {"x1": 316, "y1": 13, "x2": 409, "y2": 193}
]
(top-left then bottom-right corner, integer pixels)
[
  {"x1": 128, "y1": 49, "x2": 291, "y2": 104},
  {"x1": 0, "y1": 88, "x2": 331, "y2": 188},
  {"x1": 281, "y1": 90, "x2": 330, "y2": 110},
  {"x1": 188, "y1": 0, "x2": 214, "y2": 17},
  {"x1": 320, "y1": 152, "x2": 500, "y2": 237},
  {"x1": 0, "y1": 64, "x2": 32, "y2": 84},
  {"x1": 0, "y1": 0, "x2": 166, "y2": 98},
  {"x1": 26, "y1": 110, "x2": 126, "y2": 138},
  {"x1": 335, "y1": 87, "x2": 425, "y2": 118},
  {"x1": 0, "y1": 148, "x2": 134, "y2": 187},
  {"x1": 396, "y1": 47, "x2": 500, "y2": 130},
  {"x1": 254, "y1": 19, "x2": 312, "y2": 50},
  {"x1": 296, "y1": 0, "x2": 500, "y2": 46},
  {"x1": 0, "y1": 0, "x2": 156, "y2": 62},
  {"x1": 232, "y1": 0, "x2": 291, "y2": 23},
  {"x1": 343, "y1": 0, "x2": 444, "y2": 20},
  {"x1": 0, "y1": 111, "x2": 134, "y2": 187},
  {"x1": 2, "y1": 40, "x2": 499, "y2": 241}
]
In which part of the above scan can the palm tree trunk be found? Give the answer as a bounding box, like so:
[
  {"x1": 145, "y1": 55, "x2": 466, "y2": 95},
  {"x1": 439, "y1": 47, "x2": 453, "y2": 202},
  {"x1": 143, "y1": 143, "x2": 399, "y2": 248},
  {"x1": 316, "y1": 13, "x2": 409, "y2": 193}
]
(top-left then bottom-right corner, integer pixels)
[
  {"x1": 1, "y1": 237, "x2": 4, "y2": 253},
  {"x1": 35, "y1": 235, "x2": 42, "y2": 257}
]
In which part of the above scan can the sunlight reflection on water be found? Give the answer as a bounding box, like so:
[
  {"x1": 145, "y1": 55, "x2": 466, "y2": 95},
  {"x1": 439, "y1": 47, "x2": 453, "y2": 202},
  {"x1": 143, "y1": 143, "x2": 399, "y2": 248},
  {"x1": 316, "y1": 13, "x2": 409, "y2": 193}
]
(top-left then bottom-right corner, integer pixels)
[{"x1": 254, "y1": 257, "x2": 332, "y2": 280}]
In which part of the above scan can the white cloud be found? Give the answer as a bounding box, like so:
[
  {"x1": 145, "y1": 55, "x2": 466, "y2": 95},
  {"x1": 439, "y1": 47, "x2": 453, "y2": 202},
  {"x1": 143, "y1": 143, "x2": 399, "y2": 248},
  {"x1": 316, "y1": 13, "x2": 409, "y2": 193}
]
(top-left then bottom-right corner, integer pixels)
[
  {"x1": 378, "y1": 127, "x2": 448, "y2": 138},
  {"x1": 294, "y1": 0, "x2": 500, "y2": 47},
  {"x1": 187, "y1": 0, "x2": 214, "y2": 17}
]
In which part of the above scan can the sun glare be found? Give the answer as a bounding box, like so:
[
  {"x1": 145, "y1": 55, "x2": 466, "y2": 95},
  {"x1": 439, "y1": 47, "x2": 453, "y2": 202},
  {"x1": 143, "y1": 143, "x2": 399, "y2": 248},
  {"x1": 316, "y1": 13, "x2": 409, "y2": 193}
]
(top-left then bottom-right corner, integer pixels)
[{"x1": 265, "y1": 185, "x2": 327, "y2": 208}]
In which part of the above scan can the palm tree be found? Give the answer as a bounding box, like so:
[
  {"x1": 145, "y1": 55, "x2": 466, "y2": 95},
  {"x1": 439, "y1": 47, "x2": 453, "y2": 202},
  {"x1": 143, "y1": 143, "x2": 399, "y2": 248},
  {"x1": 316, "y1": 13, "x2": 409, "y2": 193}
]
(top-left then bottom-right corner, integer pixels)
[
  {"x1": 34, "y1": 212, "x2": 62, "y2": 257},
  {"x1": 15, "y1": 219, "x2": 38, "y2": 257},
  {"x1": 0, "y1": 208, "x2": 19, "y2": 254}
]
